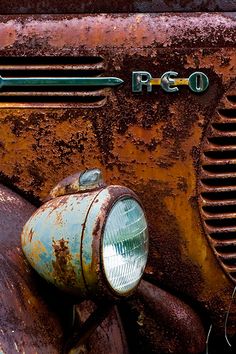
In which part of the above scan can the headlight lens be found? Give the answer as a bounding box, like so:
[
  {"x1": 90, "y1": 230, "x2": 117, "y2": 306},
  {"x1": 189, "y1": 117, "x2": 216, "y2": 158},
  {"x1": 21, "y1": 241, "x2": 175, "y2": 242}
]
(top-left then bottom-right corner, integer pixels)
[{"x1": 102, "y1": 198, "x2": 148, "y2": 294}]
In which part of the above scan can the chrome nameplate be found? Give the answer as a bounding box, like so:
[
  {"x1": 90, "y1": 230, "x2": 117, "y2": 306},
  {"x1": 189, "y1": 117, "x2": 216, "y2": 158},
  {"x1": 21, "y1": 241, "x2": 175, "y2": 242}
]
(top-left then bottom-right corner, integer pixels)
[
  {"x1": 0, "y1": 76, "x2": 124, "y2": 89},
  {"x1": 132, "y1": 71, "x2": 209, "y2": 93},
  {"x1": 0, "y1": 71, "x2": 209, "y2": 94}
]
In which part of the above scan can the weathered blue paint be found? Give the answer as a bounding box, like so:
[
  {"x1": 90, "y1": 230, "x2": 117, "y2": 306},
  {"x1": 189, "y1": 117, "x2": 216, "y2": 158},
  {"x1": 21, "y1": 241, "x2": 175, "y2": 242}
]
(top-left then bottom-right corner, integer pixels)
[
  {"x1": 21, "y1": 176, "x2": 146, "y2": 299},
  {"x1": 21, "y1": 192, "x2": 99, "y2": 296}
]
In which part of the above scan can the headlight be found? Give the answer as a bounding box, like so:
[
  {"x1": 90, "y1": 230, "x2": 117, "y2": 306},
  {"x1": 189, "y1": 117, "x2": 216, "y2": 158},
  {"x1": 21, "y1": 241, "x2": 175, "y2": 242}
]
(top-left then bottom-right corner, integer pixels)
[
  {"x1": 102, "y1": 198, "x2": 148, "y2": 294},
  {"x1": 21, "y1": 169, "x2": 149, "y2": 299}
]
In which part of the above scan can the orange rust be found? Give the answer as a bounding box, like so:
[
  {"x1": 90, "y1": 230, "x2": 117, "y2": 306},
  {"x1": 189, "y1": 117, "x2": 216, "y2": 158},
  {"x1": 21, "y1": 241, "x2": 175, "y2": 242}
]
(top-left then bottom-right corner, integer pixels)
[
  {"x1": 28, "y1": 240, "x2": 47, "y2": 268},
  {"x1": 52, "y1": 238, "x2": 78, "y2": 288},
  {"x1": 0, "y1": 22, "x2": 17, "y2": 48},
  {"x1": 0, "y1": 13, "x2": 235, "y2": 346},
  {"x1": 185, "y1": 48, "x2": 236, "y2": 80}
]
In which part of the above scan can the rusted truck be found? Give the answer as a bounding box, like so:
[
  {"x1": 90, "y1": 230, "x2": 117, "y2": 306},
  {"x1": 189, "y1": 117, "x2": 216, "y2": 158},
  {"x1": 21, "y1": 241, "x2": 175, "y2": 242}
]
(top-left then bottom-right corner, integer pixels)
[{"x1": 0, "y1": 1, "x2": 236, "y2": 353}]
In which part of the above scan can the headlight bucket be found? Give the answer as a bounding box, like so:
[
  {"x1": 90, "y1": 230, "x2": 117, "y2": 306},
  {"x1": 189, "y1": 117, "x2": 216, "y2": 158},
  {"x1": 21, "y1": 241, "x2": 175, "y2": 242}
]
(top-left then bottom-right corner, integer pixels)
[{"x1": 21, "y1": 170, "x2": 149, "y2": 300}]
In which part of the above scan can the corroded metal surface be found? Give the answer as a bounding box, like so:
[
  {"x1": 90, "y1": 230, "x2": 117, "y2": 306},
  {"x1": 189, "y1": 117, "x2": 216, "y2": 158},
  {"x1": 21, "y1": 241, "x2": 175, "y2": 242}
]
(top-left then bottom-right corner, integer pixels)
[
  {"x1": 0, "y1": 56, "x2": 108, "y2": 109},
  {"x1": 47, "y1": 168, "x2": 106, "y2": 200},
  {"x1": 0, "y1": 12, "x2": 235, "y2": 345},
  {"x1": 73, "y1": 301, "x2": 129, "y2": 354},
  {"x1": 21, "y1": 191, "x2": 100, "y2": 297},
  {"x1": 0, "y1": 184, "x2": 64, "y2": 353},
  {"x1": 22, "y1": 181, "x2": 146, "y2": 299},
  {"x1": 119, "y1": 280, "x2": 206, "y2": 354},
  {"x1": 0, "y1": 0, "x2": 235, "y2": 13},
  {"x1": 199, "y1": 83, "x2": 236, "y2": 284},
  {"x1": 0, "y1": 184, "x2": 130, "y2": 353}
]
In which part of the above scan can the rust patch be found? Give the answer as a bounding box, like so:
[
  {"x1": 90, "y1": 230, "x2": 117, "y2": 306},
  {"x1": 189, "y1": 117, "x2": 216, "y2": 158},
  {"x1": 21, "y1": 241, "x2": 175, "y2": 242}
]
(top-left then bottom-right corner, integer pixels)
[
  {"x1": 198, "y1": 83, "x2": 236, "y2": 283},
  {"x1": 177, "y1": 176, "x2": 188, "y2": 192},
  {"x1": 119, "y1": 280, "x2": 206, "y2": 354},
  {"x1": 0, "y1": 184, "x2": 65, "y2": 353},
  {"x1": 0, "y1": 13, "x2": 235, "y2": 341},
  {"x1": 28, "y1": 228, "x2": 33, "y2": 242},
  {"x1": 137, "y1": 180, "x2": 204, "y2": 299},
  {"x1": 0, "y1": 22, "x2": 17, "y2": 47},
  {"x1": 0, "y1": 0, "x2": 235, "y2": 14},
  {"x1": 69, "y1": 301, "x2": 129, "y2": 354},
  {"x1": 52, "y1": 238, "x2": 77, "y2": 289}
]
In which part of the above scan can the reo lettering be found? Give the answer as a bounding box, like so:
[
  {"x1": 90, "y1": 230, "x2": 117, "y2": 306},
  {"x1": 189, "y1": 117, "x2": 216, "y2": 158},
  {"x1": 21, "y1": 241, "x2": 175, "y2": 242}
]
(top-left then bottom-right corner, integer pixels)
[
  {"x1": 132, "y1": 71, "x2": 209, "y2": 93},
  {"x1": 132, "y1": 71, "x2": 153, "y2": 92}
]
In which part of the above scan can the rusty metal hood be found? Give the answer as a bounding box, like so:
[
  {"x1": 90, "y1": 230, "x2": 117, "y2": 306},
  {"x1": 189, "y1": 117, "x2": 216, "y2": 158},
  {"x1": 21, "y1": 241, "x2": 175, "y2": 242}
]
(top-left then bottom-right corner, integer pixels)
[
  {"x1": 0, "y1": 12, "x2": 235, "y2": 348},
  {"x1": 0, "y1": 0, "x2": 235, "y2": 14}
]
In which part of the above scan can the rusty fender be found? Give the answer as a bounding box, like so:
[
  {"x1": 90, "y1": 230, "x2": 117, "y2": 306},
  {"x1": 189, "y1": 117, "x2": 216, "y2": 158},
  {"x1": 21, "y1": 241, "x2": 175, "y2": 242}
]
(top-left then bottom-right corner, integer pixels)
[
  {"x1": 0, "y1": 184, "x2": 129, "y2": 354},
  {"x1": 120, "y1": 280, "x2": 206, "y2": 354}
]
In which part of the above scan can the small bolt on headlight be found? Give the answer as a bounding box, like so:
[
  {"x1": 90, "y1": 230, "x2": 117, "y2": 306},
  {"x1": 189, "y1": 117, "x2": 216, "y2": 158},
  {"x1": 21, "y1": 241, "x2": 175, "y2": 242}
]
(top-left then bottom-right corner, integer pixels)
[{"x1": 21, "y1": 169, "x2": 149, "y2": 299}]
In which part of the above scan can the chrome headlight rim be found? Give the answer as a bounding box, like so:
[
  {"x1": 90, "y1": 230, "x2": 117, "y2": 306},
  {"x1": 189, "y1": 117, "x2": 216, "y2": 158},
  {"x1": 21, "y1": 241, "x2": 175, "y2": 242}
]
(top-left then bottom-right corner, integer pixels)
[
  {"x1": 100, "y1": 193, "x2": 149, "y2": 298},
  {"x1": 81, "y1": 185, "x2": 148, "y2": 300}
]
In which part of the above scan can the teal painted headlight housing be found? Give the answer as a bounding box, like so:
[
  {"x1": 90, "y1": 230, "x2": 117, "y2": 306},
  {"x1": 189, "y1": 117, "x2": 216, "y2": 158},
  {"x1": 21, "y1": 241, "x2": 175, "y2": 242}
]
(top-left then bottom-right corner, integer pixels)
[{"x1": 21, "y1": 169, "x2": 149, "y2": 299}]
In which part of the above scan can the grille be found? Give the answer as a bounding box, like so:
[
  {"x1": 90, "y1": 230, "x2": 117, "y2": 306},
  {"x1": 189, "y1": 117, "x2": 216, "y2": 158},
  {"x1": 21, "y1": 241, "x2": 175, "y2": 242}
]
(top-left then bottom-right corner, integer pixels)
[
  {"x1": 0, "y1": 56, "x2": 107, "y2": 108},
  {"x1": 199, "y1": 84, "x2": 236, "y2": 283}
]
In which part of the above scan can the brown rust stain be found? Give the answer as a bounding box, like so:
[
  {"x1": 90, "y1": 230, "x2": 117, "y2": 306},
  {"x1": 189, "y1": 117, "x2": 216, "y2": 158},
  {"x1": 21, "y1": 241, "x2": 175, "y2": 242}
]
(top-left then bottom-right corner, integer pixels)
[
  {"x1": 0, "y1": 17, "x2": 234, "y2": 202},
  {"x1": 55, "y1": 210, "x2": 64, "y2": 226},
  {"x1": 28, "y1": 228, "x2": 33, "y2": 242},
  {"x1": 119, "y1": 280, "x2": 206, "y2": 354},
  {"x1": 198, "y1": 84, "x2": 236, "y2": 282},
  {"x1": 52, "y1": 238, "x2": 77, "y2": 289},
  {"x1": 85, "y1": 306, "x2": 129, "y2": 354},
  {"x1": 137, "y1": 180, "x2": 204, "y2": 298},
  {"x1": 0, "y1": 21, "x2": 17, "y2": 48},
  {"x1": 73, "y1": 302, "x2": 129, "y2": 354},
  {"x1": 0, "y1": 0, "x2": 235, "y2": 14},
  {"x1": 0, "y1": 14, "x2": 234, "y2": 54},
  {"x1": 49, "y1": 171, "x2": 82, "y2": 200},
  {"x1": 0, "y1": 184, "x2": 65, "y2": 353},
  {"x1": 0, "y1": 13, "x2": 235, "y2": 337}
]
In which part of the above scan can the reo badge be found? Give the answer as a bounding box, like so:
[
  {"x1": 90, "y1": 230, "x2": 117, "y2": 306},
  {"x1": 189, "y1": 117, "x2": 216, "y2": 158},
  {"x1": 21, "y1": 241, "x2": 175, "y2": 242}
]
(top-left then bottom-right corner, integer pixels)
[
  {"x1": 132, "y1": 71, "x2": 209, "y2": 93},
  {"x1": 0, "y1": 70, "x2": 209, "y2": 94}
]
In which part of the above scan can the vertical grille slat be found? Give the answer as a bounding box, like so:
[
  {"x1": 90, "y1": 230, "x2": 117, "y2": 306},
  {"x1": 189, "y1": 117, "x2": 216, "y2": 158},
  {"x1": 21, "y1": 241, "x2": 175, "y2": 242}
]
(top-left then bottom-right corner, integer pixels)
[{"x1": 199, "y1": 84, "x2": 236, "y2": 284}]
